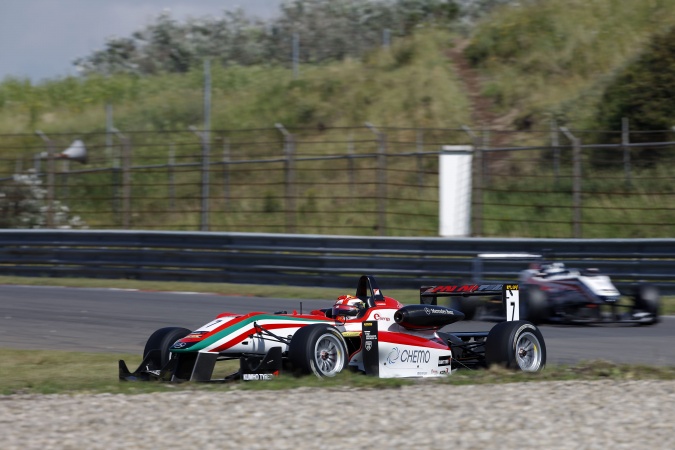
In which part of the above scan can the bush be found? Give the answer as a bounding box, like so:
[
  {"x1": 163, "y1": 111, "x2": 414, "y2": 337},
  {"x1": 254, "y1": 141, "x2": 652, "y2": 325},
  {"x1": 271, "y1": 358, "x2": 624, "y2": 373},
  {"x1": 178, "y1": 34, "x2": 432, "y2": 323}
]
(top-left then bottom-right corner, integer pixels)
[
  {"x1": 592, "y1": 26, "x2": 675, "y2": 165},
  {"x1": 0, "y1": 171, "x2": 87, "y2": 229}
]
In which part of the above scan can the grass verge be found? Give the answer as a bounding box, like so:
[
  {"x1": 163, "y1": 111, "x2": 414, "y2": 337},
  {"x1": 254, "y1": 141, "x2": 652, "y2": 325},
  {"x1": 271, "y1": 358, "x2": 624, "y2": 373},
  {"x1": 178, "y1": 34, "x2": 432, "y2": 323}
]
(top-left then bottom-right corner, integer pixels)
[{"x1": 0, "y1": 348, "x2": 672, "y2": 396}]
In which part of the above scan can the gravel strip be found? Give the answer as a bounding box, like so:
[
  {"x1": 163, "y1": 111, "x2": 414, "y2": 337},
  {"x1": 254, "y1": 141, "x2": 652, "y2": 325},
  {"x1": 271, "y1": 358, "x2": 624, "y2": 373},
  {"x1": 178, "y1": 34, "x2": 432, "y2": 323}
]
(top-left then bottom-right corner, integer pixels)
[{"x1": 1, "y1": 380, "x2": 673, "y2": 449}]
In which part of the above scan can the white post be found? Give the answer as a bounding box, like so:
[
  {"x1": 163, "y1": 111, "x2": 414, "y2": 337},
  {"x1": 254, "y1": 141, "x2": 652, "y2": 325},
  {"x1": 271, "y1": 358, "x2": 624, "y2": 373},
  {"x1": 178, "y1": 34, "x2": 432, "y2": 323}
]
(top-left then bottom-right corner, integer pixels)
[{"x1": 439, "y1": 145, "x2": 473, "y2": 237}]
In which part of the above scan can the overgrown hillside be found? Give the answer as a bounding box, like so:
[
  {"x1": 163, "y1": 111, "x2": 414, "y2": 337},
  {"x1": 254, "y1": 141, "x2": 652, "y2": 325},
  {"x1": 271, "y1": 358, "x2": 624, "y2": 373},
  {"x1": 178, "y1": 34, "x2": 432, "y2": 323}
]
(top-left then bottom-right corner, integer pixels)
[
  {"x1": 1, "y1": 0, "x2": 674, "y2": 237},
  {"x1": 2, "y1": 0, "x2": 675, "y2": 137},
  {"x1": 0, "y1": 28, "x2": 468, "y2": 136},
  {"x1": 464, "y1": 0, "x2": 675, "y2": 134}
]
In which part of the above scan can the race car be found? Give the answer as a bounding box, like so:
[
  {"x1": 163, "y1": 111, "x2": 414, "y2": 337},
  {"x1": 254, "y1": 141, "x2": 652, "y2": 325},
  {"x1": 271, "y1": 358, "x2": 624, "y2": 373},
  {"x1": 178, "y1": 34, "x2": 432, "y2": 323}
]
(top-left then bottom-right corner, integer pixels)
[
  {"x1": 450, "y1": 262, "x2": 660, "y2": 325},
  {"x1": 119, "y1": 275, "x2": 546, "y2": 382}
]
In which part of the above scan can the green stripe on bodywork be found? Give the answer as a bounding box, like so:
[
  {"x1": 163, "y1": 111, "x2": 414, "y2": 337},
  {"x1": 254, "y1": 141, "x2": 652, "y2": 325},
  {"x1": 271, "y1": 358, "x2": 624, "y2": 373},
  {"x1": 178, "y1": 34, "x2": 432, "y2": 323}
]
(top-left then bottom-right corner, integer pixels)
[{"x1": 171, "y1": 314, "x2": 329, "y2": 353}]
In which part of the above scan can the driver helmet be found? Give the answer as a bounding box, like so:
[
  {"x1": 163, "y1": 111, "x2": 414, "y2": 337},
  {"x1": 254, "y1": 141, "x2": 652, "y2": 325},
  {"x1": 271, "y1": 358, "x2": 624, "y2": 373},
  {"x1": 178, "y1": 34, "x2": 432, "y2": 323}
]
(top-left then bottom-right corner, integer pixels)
[
  {"x1": 543, "y1": 262, "x2": 566, "y2": 274},
  {"x1": 332, "y1": 294, "x2": 365, "y2": 320}
]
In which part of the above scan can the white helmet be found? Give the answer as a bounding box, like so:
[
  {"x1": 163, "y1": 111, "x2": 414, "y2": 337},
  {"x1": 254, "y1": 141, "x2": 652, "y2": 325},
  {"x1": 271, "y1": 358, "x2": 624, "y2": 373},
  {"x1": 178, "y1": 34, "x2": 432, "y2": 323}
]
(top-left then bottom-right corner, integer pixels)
[{"x1": 332, "y1": 295, "x2": 365, "y2": 319}]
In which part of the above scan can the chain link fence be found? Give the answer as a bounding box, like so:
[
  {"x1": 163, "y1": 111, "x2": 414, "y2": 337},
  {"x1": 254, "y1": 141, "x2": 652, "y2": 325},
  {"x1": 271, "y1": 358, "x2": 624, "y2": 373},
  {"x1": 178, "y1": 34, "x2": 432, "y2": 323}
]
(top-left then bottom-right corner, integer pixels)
[{"x1": 1, "y1": 125, "x2": 674, "y2": 237}]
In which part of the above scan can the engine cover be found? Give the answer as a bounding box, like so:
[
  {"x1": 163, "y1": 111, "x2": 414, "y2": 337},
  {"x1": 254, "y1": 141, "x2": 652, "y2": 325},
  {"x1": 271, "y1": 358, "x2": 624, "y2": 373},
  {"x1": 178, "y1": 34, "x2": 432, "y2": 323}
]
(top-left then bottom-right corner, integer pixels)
[{"x1": 394, "y1": 304, "x2": 465, "y2": 330}]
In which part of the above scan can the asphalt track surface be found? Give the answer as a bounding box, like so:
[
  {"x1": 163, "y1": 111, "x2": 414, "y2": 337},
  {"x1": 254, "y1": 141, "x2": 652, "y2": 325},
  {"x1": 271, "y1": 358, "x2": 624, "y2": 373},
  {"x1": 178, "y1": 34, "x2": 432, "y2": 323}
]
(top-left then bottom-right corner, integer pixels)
[{"x1": 1, "y1": 285, "x2": 673, "y2": 366}]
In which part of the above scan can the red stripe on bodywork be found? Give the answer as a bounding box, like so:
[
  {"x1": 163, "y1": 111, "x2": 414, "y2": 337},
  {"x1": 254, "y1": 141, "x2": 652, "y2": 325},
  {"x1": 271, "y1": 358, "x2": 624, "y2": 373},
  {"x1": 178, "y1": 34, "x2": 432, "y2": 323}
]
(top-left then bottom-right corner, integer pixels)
[
  {"x1": 199, "y1": 312, "x2": 329, "y2": 340},
  {"x1": 378, "y1": 331, "x2": 448, "y2": 349}
]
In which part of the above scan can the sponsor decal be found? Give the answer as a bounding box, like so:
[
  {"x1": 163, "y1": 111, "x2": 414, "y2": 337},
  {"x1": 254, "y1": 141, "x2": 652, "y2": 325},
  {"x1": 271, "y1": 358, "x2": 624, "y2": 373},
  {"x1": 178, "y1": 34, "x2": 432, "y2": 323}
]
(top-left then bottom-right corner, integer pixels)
[
  {"x1": 373, "y1": 313, "x2": 391, "y2": 321},
  {"x1": 386, "y1": 347, "x2": 431, "y2": 365},
  {"x1": 363, "y1": 322, "x2": 374, "y2": 328},
  {"x1": 438, "y1": 355, "x2": 452, "y2": 366},
  {"x1": 423, "y1": 307, "x2": 454, "y2": 315},
  {"x1": 386, "y1": 347, "x2": 399, "y2": 364},
  {"x1": 242, "y1": 373, "x2": 276, "y2": 381},
  {"x1": 203, "y1": 319, "x2": 223, "y2": 329},
  {"x1": 506, "y1": 284, "x2": 519, "y2": 291},
  {"x1": 374, "y1": 289, "x2": 381, "y2": 296},
  {"x1": 342, "y1": 331, "x2": 361, "y2": 337},
  {"x1": 171, "y1": 342, "x2": 187, "y2": 348},
  {"x1": 425, "y1": 284, "x2": 506, "y2": 294},
  {"x1": 365, "y1": 341, "x2": 372, "y2": 351},
  {"x1": 185, "y1": 331, "x2": 208, "y2": 339}
]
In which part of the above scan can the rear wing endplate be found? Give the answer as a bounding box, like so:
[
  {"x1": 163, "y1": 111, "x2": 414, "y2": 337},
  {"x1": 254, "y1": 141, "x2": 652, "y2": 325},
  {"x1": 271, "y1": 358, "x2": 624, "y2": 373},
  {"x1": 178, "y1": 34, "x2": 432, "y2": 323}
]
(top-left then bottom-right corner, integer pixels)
[{"x1": 420, "y1": 283, "x2": 521, "y2": 321}]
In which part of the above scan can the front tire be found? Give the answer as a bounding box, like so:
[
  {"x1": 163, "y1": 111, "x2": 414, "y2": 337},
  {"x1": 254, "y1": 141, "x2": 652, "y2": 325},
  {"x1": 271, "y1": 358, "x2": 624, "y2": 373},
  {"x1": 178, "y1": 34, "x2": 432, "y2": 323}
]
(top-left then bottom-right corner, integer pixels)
[
  {"x1": 486, "y1": 320, "x2": 546, "y2": 372},
  {"x1": 289, "y1": 324, "x2": 348, "y2": 378},
  {"x1": 143, "y1": 326, "x2": 192, "y2": 369},
  {"x1": 634, "y1": 284, "x2": 660, "y2": 324}
]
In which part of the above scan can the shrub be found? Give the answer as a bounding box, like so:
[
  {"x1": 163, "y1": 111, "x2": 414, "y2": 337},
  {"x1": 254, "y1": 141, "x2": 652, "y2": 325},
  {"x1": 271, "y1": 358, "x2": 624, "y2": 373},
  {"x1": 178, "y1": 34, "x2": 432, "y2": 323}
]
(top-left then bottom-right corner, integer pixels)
[{"x1": 0, "y1": 171, "x2": 87, "y2": 229}]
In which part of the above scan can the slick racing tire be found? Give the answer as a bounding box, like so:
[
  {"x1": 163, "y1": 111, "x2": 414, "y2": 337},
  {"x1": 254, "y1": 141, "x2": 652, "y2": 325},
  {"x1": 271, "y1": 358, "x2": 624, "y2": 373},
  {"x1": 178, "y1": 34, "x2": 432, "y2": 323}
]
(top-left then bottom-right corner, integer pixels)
[
  {"x1": 143, "y1": 326, "x2": 192, "y2": 369},
  {"x1": 289, "y1": 324, "x2": 348, "y2": 378},
  {"x1": 485, "y1": 320, "x2": 546, "y2": 372},
  {"x1": 520, "y1": 285, "x2": 549, "y2": 325},
  {"x1": 634, "y1": 284, "x2": 661, "y2": 324}
]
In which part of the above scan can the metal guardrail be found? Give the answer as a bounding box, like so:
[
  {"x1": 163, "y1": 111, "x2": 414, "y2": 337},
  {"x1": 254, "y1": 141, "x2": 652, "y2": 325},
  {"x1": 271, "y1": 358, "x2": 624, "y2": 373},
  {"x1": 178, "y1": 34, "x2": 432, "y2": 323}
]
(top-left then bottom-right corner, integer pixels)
[{"x1": 0, "y1": 230, "x2": 673, "y2": 294}]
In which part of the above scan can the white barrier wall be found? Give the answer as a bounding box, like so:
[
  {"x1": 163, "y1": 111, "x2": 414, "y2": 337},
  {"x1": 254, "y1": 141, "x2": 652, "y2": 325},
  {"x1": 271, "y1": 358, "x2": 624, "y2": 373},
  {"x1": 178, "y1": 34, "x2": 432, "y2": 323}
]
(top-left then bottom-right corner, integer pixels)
[{"x1": 439, "y1": 145, "x2": 473, "y2": 237}]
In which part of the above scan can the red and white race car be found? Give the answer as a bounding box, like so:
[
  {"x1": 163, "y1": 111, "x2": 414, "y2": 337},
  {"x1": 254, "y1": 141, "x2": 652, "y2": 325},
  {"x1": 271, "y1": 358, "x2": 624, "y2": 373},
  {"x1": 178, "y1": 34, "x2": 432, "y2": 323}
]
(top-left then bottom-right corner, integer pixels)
[{"x1": 119, "y1": 275, "x2": 546, "y2": 382}]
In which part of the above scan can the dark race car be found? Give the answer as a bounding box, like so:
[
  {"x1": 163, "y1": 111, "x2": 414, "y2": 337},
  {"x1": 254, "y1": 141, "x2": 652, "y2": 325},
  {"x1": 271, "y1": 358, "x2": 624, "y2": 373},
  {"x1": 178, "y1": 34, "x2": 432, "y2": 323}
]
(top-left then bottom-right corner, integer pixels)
[
  {"x1": 449, "y1": 262, "x2": 660, "y2": 325},
  {"x1": 119, "y1": 275, "x2": 546, "y2": 382}
]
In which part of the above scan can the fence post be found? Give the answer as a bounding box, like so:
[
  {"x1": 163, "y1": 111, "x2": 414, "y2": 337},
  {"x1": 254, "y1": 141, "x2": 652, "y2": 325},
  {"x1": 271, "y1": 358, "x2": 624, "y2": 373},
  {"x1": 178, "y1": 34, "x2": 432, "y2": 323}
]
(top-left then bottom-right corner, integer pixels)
[
  {"x1": 382, "y1": 28, "x2": 391, "y2": 48},
  {"x1": 201, "y1": 60, "x2": 212, "y2": 232},
  {"x1": 35, "y1": 130, "x2": 55, "y2": 228},
  {"x1": 462, "y1": 125, "x2": 482, "y2": 237},
  {"x1": 560, "y1": 127, "x2": 582, "y2": 238},
  {"x1": 112, "y1": 128, "x2": 132, "y2": 229},
  {"x1": 482, "y1": 129, "x2": 491, "y2": 188},
  {"x1": 366, "y1": 122, "x2": 387, "y2": 236},
  {"x1": 189, "y1": 126, "x2": 210, "y2": 232},
  {"x1": 622, "y1": 117, "x2": 631, "y2": 187},
  {"x1": 551, "y1": 119, "x2": 560, "y2": 183},
  {"x1": 416, "y1": 129, "x2": 424, "y2": 193},
  {"x1": 168, "y1": 143, "x2": 175, "y2": 211},
  {"x1": 222, "y1": 138, "x2": 230, "y2": 210},
  {"x1": 347, "y1": 132, "x2": 355, "y2": 195},
  {"x1": 276, "y1": 123, "x2": 296, "y2": 233},
  {"x1": 106, "y1": 103, "x2": 113, "y2": 163},
  {"x1": 292, "y1": 33, "x2": 300, "y2": 79}
]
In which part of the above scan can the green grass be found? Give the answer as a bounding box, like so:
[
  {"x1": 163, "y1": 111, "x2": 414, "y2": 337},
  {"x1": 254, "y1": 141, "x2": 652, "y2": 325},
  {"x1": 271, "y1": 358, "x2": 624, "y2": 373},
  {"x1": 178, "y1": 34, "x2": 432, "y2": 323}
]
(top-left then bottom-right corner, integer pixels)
[
  {"x1": 0, "y1": 348, "x2": 672, "y2": 395},
  {"x1": 2, "y1": 7, "x2": 675, "y2": 238}
]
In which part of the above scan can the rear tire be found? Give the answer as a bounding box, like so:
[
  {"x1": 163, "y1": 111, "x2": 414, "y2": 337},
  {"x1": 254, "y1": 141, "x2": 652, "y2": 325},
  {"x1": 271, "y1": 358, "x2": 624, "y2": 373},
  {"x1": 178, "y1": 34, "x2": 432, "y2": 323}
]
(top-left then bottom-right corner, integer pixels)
[
  {"x1": 449, "y1": 297, "x2": 480, "y2": 321},
  {"x1": 520, "y1": 285, "x2": 549, "y2": 325},
  {"x1": 143, "y1": 327, "x2": 192, "y2": 369},
  {"x1": 486, "y1": 320, "x2": 546, "y2": 372},
  {"x1": 289, "y1": 324, "x2": 347, "y2": 378}
]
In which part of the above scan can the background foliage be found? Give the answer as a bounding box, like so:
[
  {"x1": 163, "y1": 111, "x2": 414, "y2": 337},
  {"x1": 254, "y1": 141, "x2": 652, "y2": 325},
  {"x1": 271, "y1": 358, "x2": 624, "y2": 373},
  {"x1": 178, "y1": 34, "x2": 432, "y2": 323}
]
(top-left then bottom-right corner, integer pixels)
[{"x1": 1, "y1": 0, "x2": 674, "y2": 236}]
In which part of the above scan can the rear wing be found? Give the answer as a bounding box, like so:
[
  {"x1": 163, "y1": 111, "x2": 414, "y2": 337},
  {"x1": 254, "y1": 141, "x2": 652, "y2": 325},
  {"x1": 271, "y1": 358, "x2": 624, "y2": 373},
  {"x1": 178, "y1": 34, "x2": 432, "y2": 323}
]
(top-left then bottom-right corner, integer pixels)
[{"x1": 420, "y1": 283, "x2": 521, "y2": 321}]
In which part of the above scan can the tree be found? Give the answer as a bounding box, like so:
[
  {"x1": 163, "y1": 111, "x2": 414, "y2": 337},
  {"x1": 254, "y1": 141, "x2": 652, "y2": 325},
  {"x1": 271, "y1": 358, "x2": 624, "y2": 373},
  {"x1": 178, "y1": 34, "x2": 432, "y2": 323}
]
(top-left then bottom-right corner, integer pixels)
[
  {"x1": 594, "y1": 26, "x2": 675, "y2": 164},
  {"x1": 73, "y1": 1, "x2": 464, "y2": 76}
]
